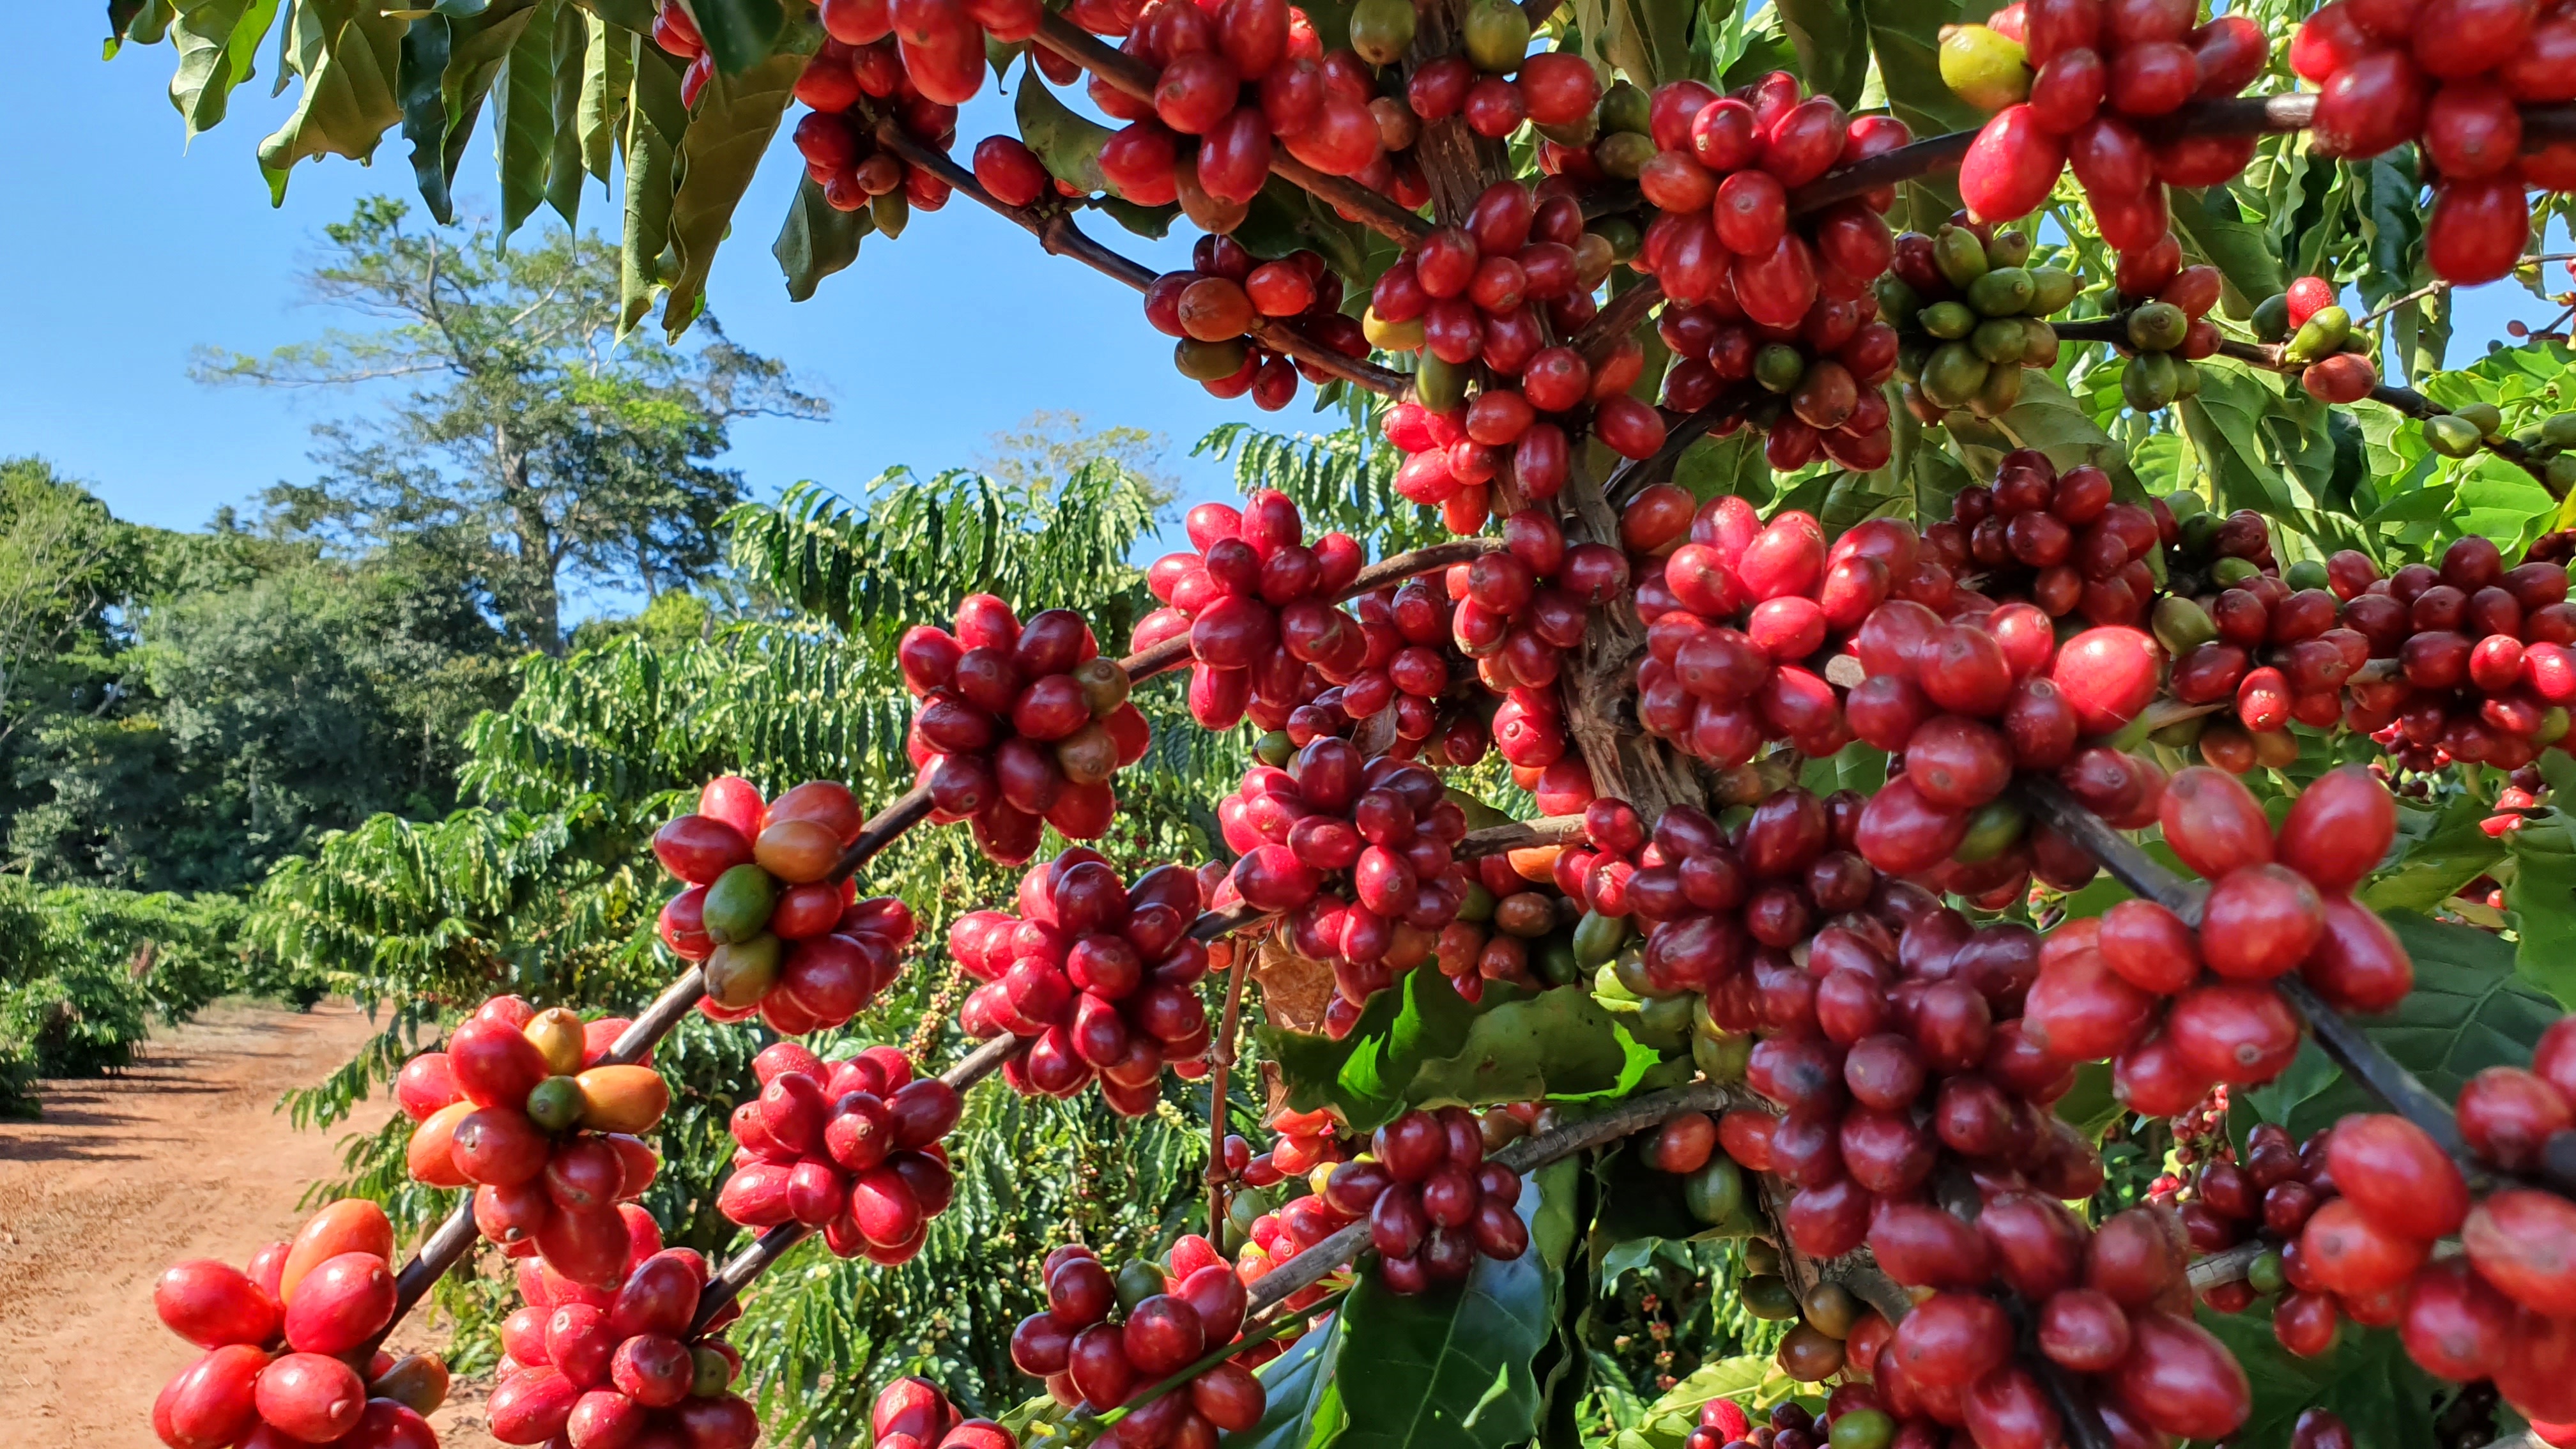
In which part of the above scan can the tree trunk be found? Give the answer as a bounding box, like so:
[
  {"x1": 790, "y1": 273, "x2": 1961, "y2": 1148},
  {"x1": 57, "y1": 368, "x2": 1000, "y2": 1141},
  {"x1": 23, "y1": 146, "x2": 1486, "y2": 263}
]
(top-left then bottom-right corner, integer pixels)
[{"x1": 493, "y1": 419, "x2": 565, "y2": 656}]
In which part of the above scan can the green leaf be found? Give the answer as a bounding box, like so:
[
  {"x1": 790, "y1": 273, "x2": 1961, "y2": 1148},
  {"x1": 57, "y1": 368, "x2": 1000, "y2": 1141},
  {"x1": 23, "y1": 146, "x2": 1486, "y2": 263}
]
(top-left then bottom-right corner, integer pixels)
[
  {"x1": 494, "y1": 0, "x2": 561, "y2": 243},
  {"x1": 2170, "y1": 183, "x2": 2285, "y2": 312},
  {"x1": 774, "y1": 175, "x2": 874, "y2": 303},
  {"x1": 1333, "y1": 1184, "x2": 1553, "y2": 1449},
  {"x1": 2507, "y1": 811, "x2": 2576, "y2": 1008},
  {"x1": 1772, "y1": 0, "x2": 1867, "y2": 107},
  {"x1": 578, "y1": 9, "x2": 632, "y2": 183},
  {"x1": 257, "y1": 0, "x2": 407, "y2": 201},
  {"x1": 1673, "y1": 431, "x2": 1770, "y2": 505},
  {"x1": 2178, "y1": 363, "x2": 2299, "y2": 519},
  {"x1": 2361, "y1": 790, "x2": 2504, "y2": 915},
  {"x1": 2266, "y1": 910, "x2": 2561, "y2": 1140},
  {"x1": 1259, "y1": 970, "x2": 1501, "y2": 1132},
  {"x1": 1944, "y1": 370, "x2": 2142, "y2": 498},
  {"x1": 1406, "y1": 986, "x2": 1639, "y2": 1108},
  {"x1": 684, "y1": 0, "x2": 786, "y2": 73},
  {"x1": 398, "y1": 15, "x2": 457, "y2": 221},
  {"x1": 1100, "y1": 197, "x2": 1185, "y2": 239},
  {"x1": 2196, "y1": 1305, "x2": 2442, "y2": 1449},
  {"x1": 1224, "y1": 1312, "x2": 1349, "y2": 1449},
  {"x1": 1853, "y1": 0, "x2": 1981, "y2": 142},
  {"x1": 620, "y1": 38, "x2": 689, "y2": 332},
  {"x1": 660, "y1": 33, "x2": 812, "y2": 335},
  {"x1": 1015, "y1": 72, "x2": 1112, "y2": 195},
  {"x1": 1591, "y1": 0, "x2": 1694, "y2": 89},
  {"x1": 169, "y1": 0, "x2": 280, "y2": 135},
  {"x1": 544, "y1": 2, "x2": 588, "y2": 229},
  {"x1": 1642, "y1": 1354, "x2": 1775, "y2": 1425}
]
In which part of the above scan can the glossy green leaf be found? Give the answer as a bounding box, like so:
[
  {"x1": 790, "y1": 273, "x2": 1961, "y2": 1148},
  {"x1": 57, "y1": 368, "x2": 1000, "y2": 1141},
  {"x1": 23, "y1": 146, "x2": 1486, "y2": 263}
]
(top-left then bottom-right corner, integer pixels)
[
  {"x1": 1333, "y1": 1184, "x2": 1553, "y2": 1449},
  {"x1": 1772, "y1": 0, "x2": 1866, "y2": 107},
  {"x1": 578, "y1": 10, "x2": 632, "y2": 183},
  {"x1": 2361, "y1": 790, "x2": 2504, "y2": 916},
  {"x1": 2178, "y1": 362, "x2": 2299, "y2": 519},
  {"x1": 1406, "y1": 986, "x2": 1639, "y2": 1108},
  {"x1": 2508, "y1": 809, "x2": 2576, "y2": 1008},
  {"x1": 620, "y1": 38, "x2": 689, "y2": 332},
  {"x1": 1855, "y1": 0, "x2": 1981, "y2": 142},
  {"x1": 169, "y1": 0, "x2": 279, "y2": 135},
  {"x1": 2171, "y1": 183, "x2": 2285, "y2": 312},
  {"x1": 494, "y1": 0, "x2": 562, "y2": 243},
  {"x1": 661, "y1": 34, "x2": 811, "y2": 335},
  {"x1": 686, "y1": 0, "x2": 788, "y2": 73},
  {"x1": 398, "y1": 15, "x2": 457, "y2": 220},
  {"x1": 1223, "y1": 1314, "x2": 1349, "y2": 1449},
  {"x1": 1673, "y1": 431, "x2": 1770, "y2": 505},
  {"x1": 1261, "y1": 970, "x2": 1503, "y2": 1132},
  {"x1": 1015, "y1": 72, "x2": 1112, "y2": 195},
  {"x1": 2195, "y1": 1302, "x2": 2442, "y2": 1449},
  {"x1": 1945, "y1": 370, "x2": 2143, "y2": 496},
  {"x1": 544, "y1": 3, "x2": 588, "y2": 229},
  {"x1": 774, "y1": 175, "x2": 873, "y2": 303},
  {"x1": 257, "y1": 0, "x2": 407, "y2": 201},
  {"x1": 2266, "y1": 910, "x2": 2560, "y2": 1139}
]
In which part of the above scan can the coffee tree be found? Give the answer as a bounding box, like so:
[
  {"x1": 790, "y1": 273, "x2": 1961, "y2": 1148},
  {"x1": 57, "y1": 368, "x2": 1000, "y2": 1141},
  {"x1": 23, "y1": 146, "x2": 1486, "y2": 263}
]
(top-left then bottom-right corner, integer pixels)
[{"x1": 102, "y1": 0, "x2": 2576, "y2": 1446}]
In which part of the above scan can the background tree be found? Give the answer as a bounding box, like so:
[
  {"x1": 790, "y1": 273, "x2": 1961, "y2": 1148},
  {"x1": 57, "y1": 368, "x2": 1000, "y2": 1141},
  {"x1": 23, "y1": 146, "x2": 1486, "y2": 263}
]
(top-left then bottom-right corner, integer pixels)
[
  {"x1": 198, "y1": 197, "x2": 828, "y2": 653},
  {"x1": 0, "y1": 458, "x2": 144, "y2": 767}
]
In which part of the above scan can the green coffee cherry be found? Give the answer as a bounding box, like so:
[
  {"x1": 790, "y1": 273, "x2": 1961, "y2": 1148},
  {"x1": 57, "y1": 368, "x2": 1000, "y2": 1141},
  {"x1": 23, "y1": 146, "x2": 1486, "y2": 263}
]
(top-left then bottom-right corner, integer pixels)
[
  {"x1": 2128, "y1": 301, "x2": 2189, "y2": 353},
  {"x1": 2028, "y1": 266, "x2": 2078, "y2": 315},
  {"x1": 2124, "y1": 350, "x2": 2180, "y2": 410},
  {"x1": 1921, "y1": 300, "x2": 1979, "y2": 339},
  {"x1": 2211, "y1": 555, "x2": 2262, "y2": 586},
  {"x1": 2458, "y1": 401, "x2": 2504, "y2": 437},
  {"x1": 2545, "y1": 412, "x2": 2576, "y2": 450},
  {"x1": 1922, "y1": 342, "x2": 1991, "y2": 410},
  {"x1": 2283, "y1": 305, "x2": 2351, "y2": 365},
  {"x1": 1415, "y1": 351, "x2": 1468, "y2": 411},
  {"x1": 2020, "y1": 319, "x2": 2062, "y2": 368},
  {"x1": 1973, "y1": 316, "x2": 2032, "y2": 364},
  {"x1": 1986, "y1": 229, "x2": 2034, "y2": 269},
  {"x1": 2286, "y1": 558, "x2": 2329, "y2": 592},
  {"x1": 1592, "y1": 130, "x2": 1655, "y2": 180},
  {"x1": 1934, "y1": 225, "x2": 1990, "y2": 290},
  {"x1": 1967, "y1": 266, "x2": 2035, "y2": 316},
  {"x1": 1876, "y1": 275, "x2": 1924, "y2": 329},
  {"x1": 1756, "y1": 343, "x2": 1809, "y2": 392},
  {"x1": 1938, "y1": 23, "x2": 2032, "y2": 111},
  {"x1": 1598, "y1": 79, "x2": 1651, "y2": 135},
  {"x1": 2153, "y1": 595, "x2": 2219, "y2": 654},
  {"x1": 2425, "y1": 414, "x2": 2485, "y2": 457},
  {"x1": 1970, "y1": 357, "x2": 2025, "y2": 417},
  {"x1": 2251, "y1": 293, "x2": 2291, "y2": 343}
]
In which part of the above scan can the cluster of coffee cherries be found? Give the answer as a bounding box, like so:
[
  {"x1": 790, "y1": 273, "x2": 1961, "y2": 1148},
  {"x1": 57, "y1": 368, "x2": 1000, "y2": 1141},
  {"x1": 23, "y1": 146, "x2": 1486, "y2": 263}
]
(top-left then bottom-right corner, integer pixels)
[
  {"x1": 1011, "y1": 1236, "x2": 1267, "y2": 1446},
  {"x1": 1846, "y1": 611, "x2": 2161, "y2": 884},
  {"x1": 1883, "y1": 223, "x2": 2074, "y2": 423},
  {"x1": 2030, "y1": 767, "x2": 2407, "y2": 1122},
  {"x1": 1866, "y1": 1197, "x2": 2254, "y2": 1445},
  {"x1": 1383, "y1": 22, "x2": 1604, "y2": 151},
  {"x1": 900, "y1": 596, "x2": 1149, "y2": 863},
  {"x1": 1078, "y1": 0, "x2": 1403, "y2": 227},
  {"x1": 2356, "y1": 538, "x2": 2576, "y2": 772},
  {"x1": 648, "y1": 3, "x2": 716, "y2": 105},
  {"x1": 2098, "y1": 263, "x2": 2231, "y2": 413},
  {"x1": 817, "y1": 0, "x2": 1038, "y2": 111},
  {"x1": 1133, "y1": 493, "x2": 1367, "y2": 733},
  {"x1": 2249, "y1": 275, "x2": 2384, "y2": 404},
  {"x1": 1314, "y1": 1106, "x2": 1529, "y2": 1292},
  {"x1": 654, "y1": 775, "x2": 920, "y2": 1031},
  {"x1": 1218, "y1": 745, "x2": 1476, "y2": 1034},
  {"x1": 1926, "y1": 448, "x2": 2164, "y2": 627},
  {"x1": 716, "y1": 1042, "x2": 961, "y2": 1263},
  {"x1": 2161, "y1": 1121, "x2": 2358, "y2": 1353},
  {"x1": 1438, "y1": 509, "x2": 1629, "y2": 702},
  {"x1": 953, "y1": 850, "x2": 1213, "y2": 1112},
  {"x1": 1680, "y1": 1399, "x2": 1904, "y2": 1449},
  {"x1": 153, "y1": 1199, "x2": 449, "y2": 1449},
  {"x1": 2423, "y1": 400, "x2": 2576, "y2": 493},
  {"x1": 1627, "y1": 494, "x2": 1871, "y2": 766},
  {"x1": 1146, "y1": 237, "x2": 1371, "y2": 407},
  {"x1": 1235, "y1": 1103, "x2": 1347, "y2": 1186},
  {"x1": 2293, "y1": 0, "x2": 2576, "y2": 283},
  {"x1": 1947, "y1": 0, "x2": 2265, "y2": 295},
  {"x1": 790, "y1": 16, "x2": 969, "y2": 227},
  {"x1": 1240, "y1": 580, "x2": 1491, "y2": 768},
  {"x1": 1625, "y1": 72, "x2": 1913, "y2": 472},
  {"x1": 397, "y1": 995, "x2": 671, "y2": 1289},
  {"x1": 486, "y1": 1245, "x2": 756, "y2": 1449},
  {"x1": 870, "y1": 1378, "x2": 1017, "y2": 1449},
  {"x1": 1366, "y1": 180, "x2": 1655, "y2": 530}
]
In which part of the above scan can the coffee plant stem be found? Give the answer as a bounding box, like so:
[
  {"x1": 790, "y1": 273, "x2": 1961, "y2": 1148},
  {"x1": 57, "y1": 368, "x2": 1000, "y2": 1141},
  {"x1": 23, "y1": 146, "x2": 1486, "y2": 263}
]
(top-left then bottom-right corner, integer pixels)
[
  {"x1": 2184, "y1": 1239, "x2": 2269, "y2": 1289},
  {"x1": 1027, "y1": 14, "x2": 1433, "y2": 247},
  {"x1": 1204, "y1": 948, "x2": 1254, "y2": 1241}
]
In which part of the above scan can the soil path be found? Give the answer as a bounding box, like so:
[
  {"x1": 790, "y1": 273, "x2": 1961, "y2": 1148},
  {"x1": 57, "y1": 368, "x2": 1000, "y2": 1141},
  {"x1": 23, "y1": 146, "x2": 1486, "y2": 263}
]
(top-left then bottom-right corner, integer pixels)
[{"x1": 0, "y1": 999, "x2": 501, "y2": 1449}]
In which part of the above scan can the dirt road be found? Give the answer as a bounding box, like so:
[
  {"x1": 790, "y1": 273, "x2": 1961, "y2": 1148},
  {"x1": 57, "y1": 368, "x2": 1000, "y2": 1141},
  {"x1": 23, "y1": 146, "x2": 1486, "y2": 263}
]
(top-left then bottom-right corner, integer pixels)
[{"x1": 0, "y1": 999, "x2": 500, "y2": 1449}]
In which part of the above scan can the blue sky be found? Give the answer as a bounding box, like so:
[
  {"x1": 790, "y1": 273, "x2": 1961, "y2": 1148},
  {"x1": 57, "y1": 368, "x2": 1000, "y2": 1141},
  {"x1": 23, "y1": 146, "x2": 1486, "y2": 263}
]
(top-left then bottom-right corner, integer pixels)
[
  {"x1": 3, "y1": 9, "x2": 2567, "y2": 569},
  {"x1": 1, "y1": 8, "x2": 1265, "y2": 549}
]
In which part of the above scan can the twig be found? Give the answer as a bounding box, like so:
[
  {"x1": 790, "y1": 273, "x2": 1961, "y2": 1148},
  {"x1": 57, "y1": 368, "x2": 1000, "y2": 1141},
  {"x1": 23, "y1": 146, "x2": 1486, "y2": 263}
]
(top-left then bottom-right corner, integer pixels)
[
  {"x1": 2186, "y1": 1239, "x2": 2267, "y2": 1289},
  {"x1": 2357, "y1": 253, "x2": 2576, "y2": 329},
  {"x1": 1205, "y1": 947, "x2": 1253, "y2": 1241}
]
